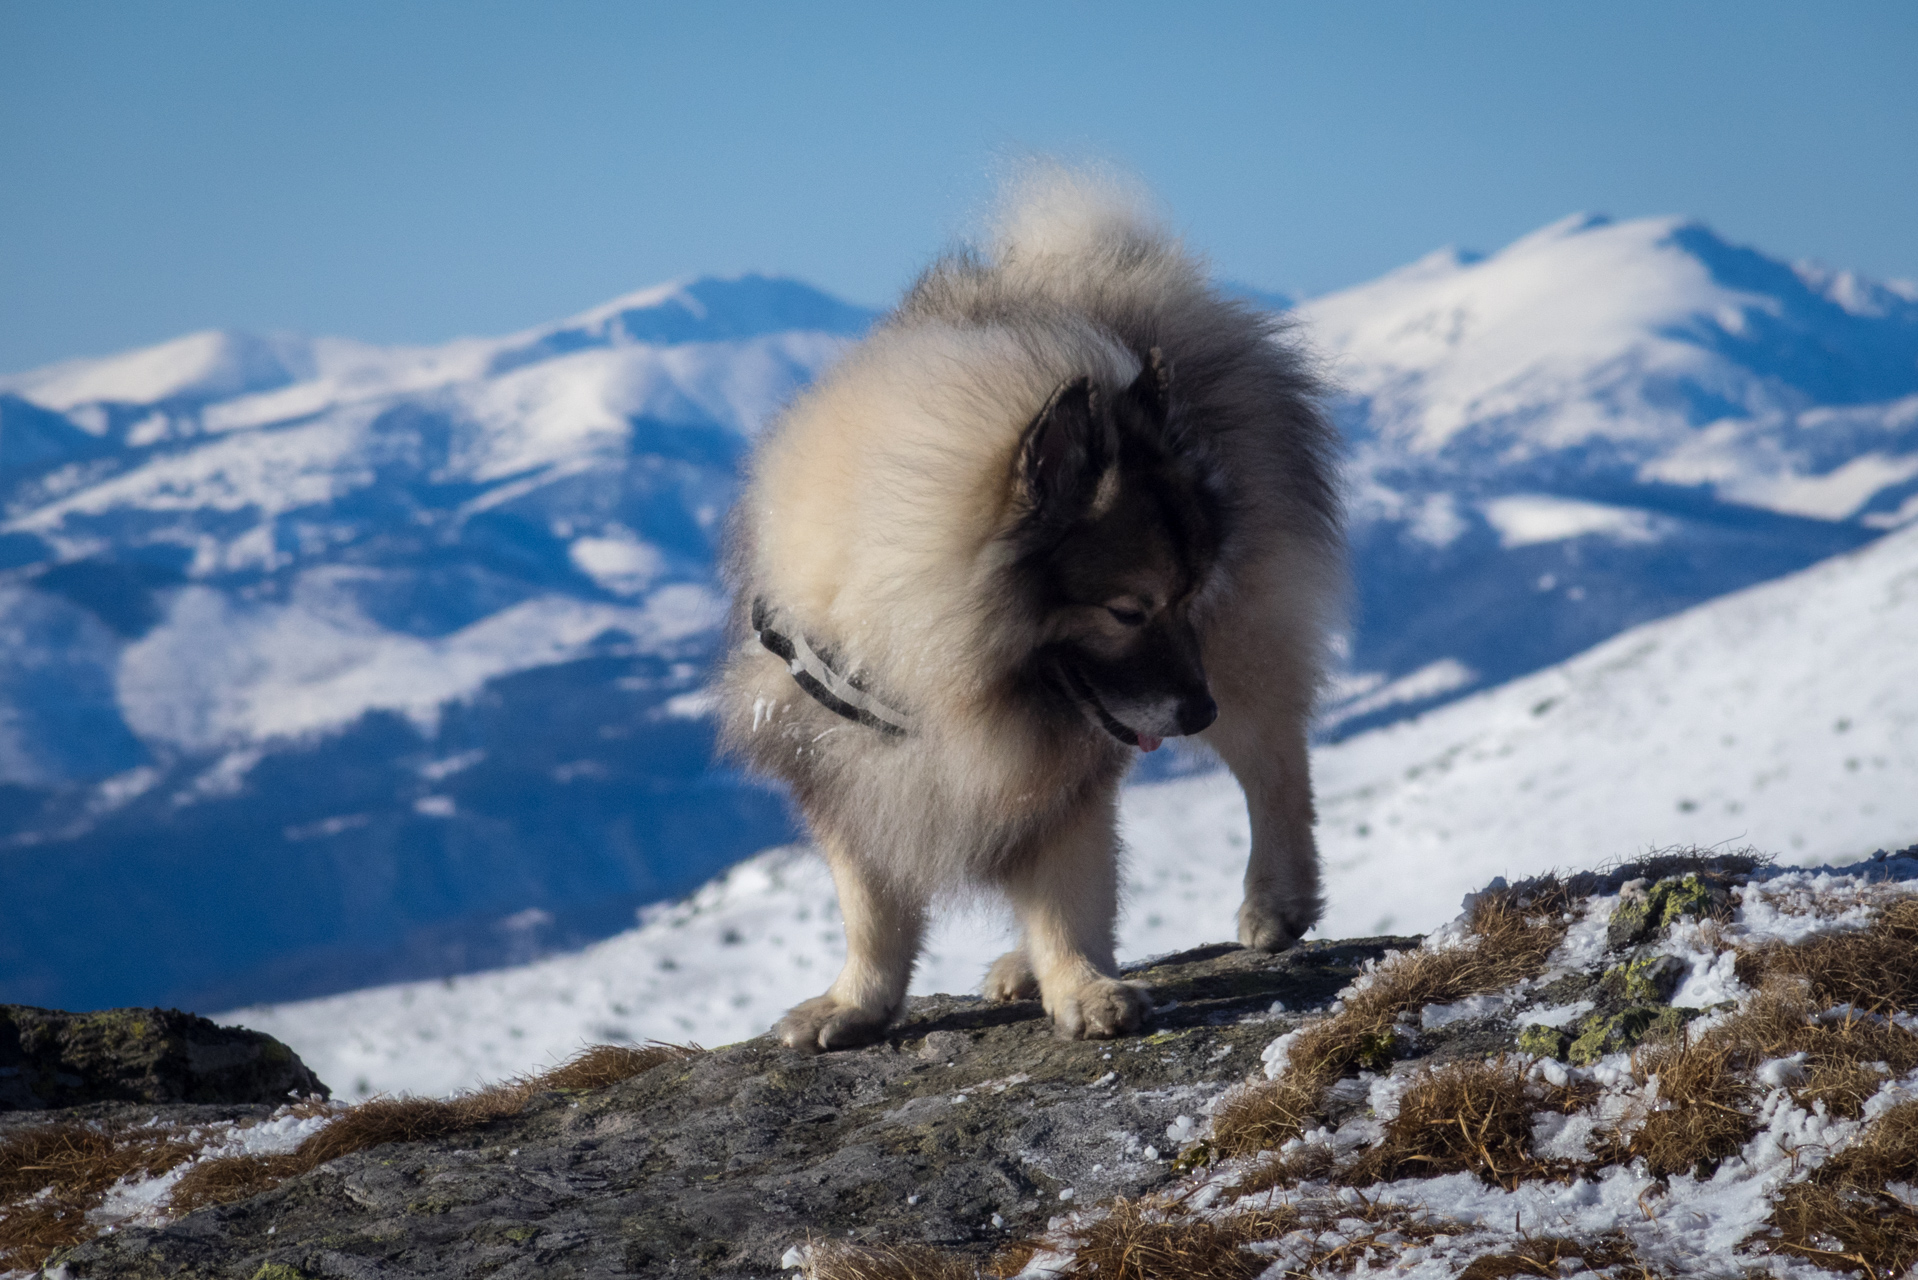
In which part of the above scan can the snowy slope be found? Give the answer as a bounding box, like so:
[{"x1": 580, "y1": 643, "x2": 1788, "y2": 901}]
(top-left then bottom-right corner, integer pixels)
[
  {"x1": 4, "y1": 217, "x2": 1915, "y2": 1013},
  {"x1": 229, "y1": 520, "x2": 1918, "y2": 1098}
]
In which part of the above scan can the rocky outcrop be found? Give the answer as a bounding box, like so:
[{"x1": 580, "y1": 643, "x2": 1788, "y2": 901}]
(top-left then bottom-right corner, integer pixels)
[
  {"x1": 0, "y1": 1006, "x2": 326, "y2": 1112},
  {"x1": 32, "y1": 937, "x2": 1413, "y2": 1278},
  {"x1": 18, "y1": 848, "x2": 1918, "y2": 1279}
]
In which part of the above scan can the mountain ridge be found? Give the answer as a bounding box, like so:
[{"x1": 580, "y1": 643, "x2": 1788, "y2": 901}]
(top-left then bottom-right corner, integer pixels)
[{"x1": 1, "y1": 219, "x2": 1911, "y2": 1011}]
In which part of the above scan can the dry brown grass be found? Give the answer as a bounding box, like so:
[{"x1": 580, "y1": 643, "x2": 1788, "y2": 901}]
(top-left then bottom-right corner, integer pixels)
[
  {"x1": 173, "y1": 1040, "x2": 696, "y2": 1215},
  {"x1": 1765, "y1": 1099, "x2": 1918, "y2": 1277},
  {"x1": 539, "y1": 1042, "x2": 693, "y2": 1090},
  {"x1": 1616, "y1": 976, "x2": 1918, "y2": 1181},
  {"x1": 1228, "y1": 1198, "x2": 1450, "y2": 1276},
  {"x1": 1617, "y1": 1027, "x2": 1754, "y2": 1179},
  {"x1": 1067, "y1": 1198, "x2": 1278, "y2": 1279},
  {"x1": 1828, "y1": 1099, "x2": 1918, "y2": 1187},
  {"x1": 165, "y1": 1151, "x2": 311, "y2": 1215},
  {"x1": 1725, "y1": 897, "x2": 1918, "y2": 1275},
  {"x1": 986, "y1": 1240, "x2": 1042, "y2": 1278},
  {"x1": 0, "y1": 1040, "x2": 697, "y2": 1275},
  {"x1": 1740, "y1": 896, "x2": 1918, "y2": 1016},
  {"x1": 1454, "y1": 1235, "x2": 1643, "y2": 1280},
  {"x1": 1342, "y1": 1059, "x2": 1586, "y2": 1190},
  {"x1": 1030, "y1": 1194, "x2": 1458, "y2": 1280},
  {"x1": 806, "y1": 1239, "x2": 989, "y2": 1280},
  {"x1": 1769, "y1": 1182, "x2": 1918, "y2": 1278},
  {"x1": 1212, "y1": 879, "x2": 1574, "y2": 1157},
  {"x1": 1227, "y1": 1142, "x2": 1340, "y2": 1200},
  {"x1": 0, "y1": 1122, "x2": 199, "y2": 1270},
  {"x1": 1727, "y1": 981, "x2": 1918, "y2": 1120},
  {"x1": 0, "y1": 1122, "x2": 194, "y2": 1203}
]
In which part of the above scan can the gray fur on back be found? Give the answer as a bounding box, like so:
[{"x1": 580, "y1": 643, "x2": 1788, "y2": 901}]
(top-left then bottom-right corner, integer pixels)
[{"x1": 892, "y1": 190, "x2": 1341, "y2": 560}]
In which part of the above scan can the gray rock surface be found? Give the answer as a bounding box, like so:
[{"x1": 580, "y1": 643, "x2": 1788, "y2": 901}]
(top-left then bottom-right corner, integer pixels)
[
  {"x1": 45, "y1": 937, "x2": 1413, "y2": 1278},
  {"x1": 26, "y1": 854, "x2": 1806, "y2": 1278},
  {"x1": 0, "y1": 1005, "x2": 326, "y2": 1112}
]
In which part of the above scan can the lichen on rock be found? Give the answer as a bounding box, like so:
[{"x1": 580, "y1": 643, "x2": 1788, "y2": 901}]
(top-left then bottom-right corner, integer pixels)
[
  {"x1": 1516, "y1": 1022, "x2": 1573, "y2": 1060},
  {"x1": 1601, "y1": 951, "x2": 1687, "y2": 1003},
  {"x1": 1566, "y1": 1004, "x2": 1698, "y2": 1066},
  {"x1": 0, "y1": 1004, "x2": 326, "y2": 1111}
]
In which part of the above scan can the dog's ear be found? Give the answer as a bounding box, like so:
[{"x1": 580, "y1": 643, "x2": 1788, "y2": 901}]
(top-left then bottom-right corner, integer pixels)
[
  {"x1": 1123, "y1": 347, "x2": 1171, "y2": 424},
  {"x1": 1016, "y1": 375, "x2": 1115, "y2": 524}
]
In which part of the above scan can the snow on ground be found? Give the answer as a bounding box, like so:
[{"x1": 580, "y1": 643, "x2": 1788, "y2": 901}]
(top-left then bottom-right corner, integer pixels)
[
  {"x1": 976, "y1": 858, "x2": 1918, "y2": 1280},
  {"x1": 81, "y1": 1105, "x2": 341, "y2": 1240},
  {"x1": 226, "y1": 521, "x2": 1918, "y2": 1099}
]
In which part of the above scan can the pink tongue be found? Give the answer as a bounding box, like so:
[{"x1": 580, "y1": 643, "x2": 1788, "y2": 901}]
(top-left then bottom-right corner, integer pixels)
[{"x1": 1137, "y1": 735, "x2": 1163, "y2": 753}]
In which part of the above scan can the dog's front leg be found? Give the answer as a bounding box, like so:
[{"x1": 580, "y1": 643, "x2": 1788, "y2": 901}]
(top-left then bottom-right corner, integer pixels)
[
  {"x1": 775, "y1": 842, "x2": 925, "y2": 1053},
  {"x1": 1001, "y1": 797, "x2": 1151, "y2": 1039}
]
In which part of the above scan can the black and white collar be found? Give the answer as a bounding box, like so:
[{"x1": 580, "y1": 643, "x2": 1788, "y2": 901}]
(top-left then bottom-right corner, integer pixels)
[{"x1": 751, "y1": 597, "x2": 912, "y2": 737}]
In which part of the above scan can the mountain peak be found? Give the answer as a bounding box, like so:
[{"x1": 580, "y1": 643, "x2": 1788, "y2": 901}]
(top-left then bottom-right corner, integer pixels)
[
  {"x1": 486, "y1": 274, "x2": 878, "y2": 376},
  {"x1": 1526, "y1": 211, "x2": 1617, "y2": 242},
  {"x1": 0, "y1": 330, "x2": 314, "y2": 414}
]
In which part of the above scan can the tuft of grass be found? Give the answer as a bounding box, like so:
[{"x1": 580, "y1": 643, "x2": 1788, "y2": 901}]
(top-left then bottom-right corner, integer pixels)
[
  {"x1": 1341, "y1": 1058, "x2": 1584, "y2": 1190},
  {"x1": 0, "y1": 1122, "x2": 199, "y2": 1270},
  {"x1": 1048, "y1": 1186, "x2": 1542, "y2": 1280},
  {"x1": 1227, "y1": 1141, "x2": 1339, "y2": 1200},
  {"x1": 174, "y1": 1041, "x2": 697, "y2": 1215},
  {"x1": 1616, "y1": 975, "x2": 1918, "y2": 1182},
  {"x1": 1769, "y1": 1182, "x2": 1918, "y2": 1278},
  {"x1": 1729, "y1": 981, "x2": 1918, "y2": 1120},
  {"x1": 805, "y1": 1239, "x2": 988, "y2": 1280},
  {"x1": 1213, "y1": 878, "x2": 1574, "y2": 1157},
  {"x1": 0, "y1": 1197, "x2": 96, "y2": 1276},
  {"x1": 1825, "y1": 1099, "x2": 1918, "y2": 1188},
  {"x1": 986, "y1": 1240, "x2": 1041, "y2": 1279},
  {"x1": 1454, "y1": 1235, "x2": 1642, "y2": 1280},
  {"x1": 1767, "y1": 1098, "x2": 1918, "y2": 1276},
  {"x1": 1739, "y1": 896, "x2": 1918, "y2": 1016},
  {"x1": 538, "y1": 1042, "x2": 695, "y2": 1091},
  {"x1": 0, "y1": 1123, "x2": 192, "y2": 1204},
  {"x1": 166, "y1": 1152, "x2": 311, "y2": 1215},
  {"x1": 1616, "y1": 1025, "x2": 1753, "y2": 1180},
  {"x1": 1067, "y1": 1198, "x2": 1279, "y2": 1280},
  {"x1": 1038, "y1": 1195, "x2": 1456, "y2": 1280}
]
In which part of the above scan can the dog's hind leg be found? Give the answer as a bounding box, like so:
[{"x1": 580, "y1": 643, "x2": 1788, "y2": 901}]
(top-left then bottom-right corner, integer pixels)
[
  {"x1": 999, "y1": 793, "x2": 1151, "y2": 1039},
  {"x1": 1218, "y1": 720, "x2": 1321, "y2": 951},
  {"x1": 775, "y1": 841, "x2": 926, "y2": 1054},
  {"x1": 984, "y1": 947, "x2": 1039, "y2": 1002},
  {"x1": 1202, "y1": 602, "x2": 1325, "y2": 952}
]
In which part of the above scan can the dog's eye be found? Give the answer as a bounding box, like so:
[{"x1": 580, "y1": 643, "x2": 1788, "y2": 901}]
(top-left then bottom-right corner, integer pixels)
[{"x1": 1105, "y1": 604, "x2": 1147, "y2": 627}]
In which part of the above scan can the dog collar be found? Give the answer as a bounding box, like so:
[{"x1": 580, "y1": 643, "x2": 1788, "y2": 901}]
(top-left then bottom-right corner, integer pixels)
[{"x1": 751, "y1": 598, "x2": 912, "y2": 737}]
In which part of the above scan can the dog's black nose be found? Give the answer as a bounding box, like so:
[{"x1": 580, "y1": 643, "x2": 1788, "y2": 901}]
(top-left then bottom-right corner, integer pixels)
[{"x1": 1177, "y1": 692, "x2": 1218, "y2": 735}]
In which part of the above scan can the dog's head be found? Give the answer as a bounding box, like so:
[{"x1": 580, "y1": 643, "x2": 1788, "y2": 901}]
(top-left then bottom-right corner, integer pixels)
[{"x1": 1009, "y1": 350, "x2": 1223, "y2": 750}]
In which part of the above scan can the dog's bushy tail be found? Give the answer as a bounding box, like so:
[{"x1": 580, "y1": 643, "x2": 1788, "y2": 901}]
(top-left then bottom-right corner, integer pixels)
[{"x1": 986, "y1": 161, "x2": 1173, "y2": 268}]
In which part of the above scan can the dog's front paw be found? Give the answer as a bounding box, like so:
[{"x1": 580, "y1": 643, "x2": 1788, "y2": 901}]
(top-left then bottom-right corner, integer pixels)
[
  {"x1": 984, "y1": 950, "x2": 1039, "y2": 1002},
  {"x1": 775, "y1": 995, "x2": 891, "y2": 1054},
  {"x1": 1237, "y1": 895, "x2": 1318, "y2": 953},
  {"x1": 1048, "y1": 978, "x2": 1151, "y2": 1040}
]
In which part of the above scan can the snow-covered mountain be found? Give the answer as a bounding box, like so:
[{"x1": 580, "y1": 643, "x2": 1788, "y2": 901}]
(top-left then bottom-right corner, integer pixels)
[
  {"x1": 0, "y1": 276, "x2": 873, "y2": 1012},
  {"x1": 1313, "y1": 213, "x2": 1917, "y2": 731},
  {"x1": 3, "y1": 218, "x2": 1914, "y2": 1014},
  {"x1": 231, "y1": 517, "x2": 1918, "y2": 1098}
]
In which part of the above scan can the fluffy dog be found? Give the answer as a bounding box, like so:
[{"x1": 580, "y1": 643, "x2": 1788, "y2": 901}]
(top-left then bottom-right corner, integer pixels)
[{"x1": 718, "y1": 167, "x2": 1342, "y2": 1051}]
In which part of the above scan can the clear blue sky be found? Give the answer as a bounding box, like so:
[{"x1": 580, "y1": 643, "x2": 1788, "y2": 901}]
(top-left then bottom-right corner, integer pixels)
[{"x1": 2, "y1": 1, "x2": 1913, "y2": 373}]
